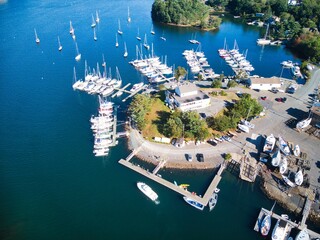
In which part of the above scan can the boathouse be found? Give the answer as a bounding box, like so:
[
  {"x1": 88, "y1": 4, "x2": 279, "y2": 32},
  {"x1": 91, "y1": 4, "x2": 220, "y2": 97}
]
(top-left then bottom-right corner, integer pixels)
[
  {"x1": 249, "y1": 76, "x2": 281, "y2": 91},
  {"x1": 165, "y1": 82, "x2": 210, "y2": 112}
]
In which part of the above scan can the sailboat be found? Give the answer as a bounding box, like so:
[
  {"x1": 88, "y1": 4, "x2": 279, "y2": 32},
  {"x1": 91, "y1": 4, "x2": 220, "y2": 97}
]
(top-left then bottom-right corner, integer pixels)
[
  {"x1": 57, "y1": 36, "x2": 62, "y2": 51},
  {"x1": 160, "y1": 31, "x2": 166, "y2": 41},
  {"x1": 278, "y1": 135, "x2": 290, "y2": 156},
  {"x1": 136, "y1": 28, "x2": 141, "y2": 41},
  {"x1": 102, "y1": 54, "x2": 106, "y2": 67},
  {"x1": 296, "y1": 118, "x2": 312, "y2": 130},
  {"x1": 150, "y1": 25, "x2": 155, "y2": 35},
  {"x1": 123, "y1": 42, "x2": 128, "y2": 58},
  {"x1": 295, "y1": 228, "x2": 310, "y2": 240},
  {"x1": 279, "y1": 157, "x2": 287, "y2": 174},
  {"x1": 271, "y1": 149, "x2": 281, "y2": 167},
  {"x1": 69, "y1": 21, "x2": 74, "y2": 35},
  {"x1": 115, "y1": 33, "x2": 119, "y2": 48},
  {"x1": 93, "y1": 28, "x2": 97, "y2": 41},
  {"x1": 189, "y1": 33, "x2": 200, "y2": 44},
  {"x1": 117, "y1": 19, "x2": 123, "y2": 35},
  {"x1": 75, "y1": 42, "x2": 81, "y2": 62},
  {"x1": 91, "y1": 14, "x2": 96, "y2": 28},
  {"x1": 295, "y1": 169, "x2": 304, "y2": 186},
  {"x1": 127, "y1": 6, "x2": 131, "y2": 23},
  {"x1": 34, "y1": 28, "x2": 40, "y2": 44},
  {"x1": 257, "y1": 24, "x2": 271, "y2": 45},
  {"x1": 95, "y1": 10, "x2": 100, "y2": 24},
  {"x1": 143, "y1": 34, "x2": 150, "y2": 50},
  {"x1": 293, "y1": 145, "x2": 300, "y2": 157},
  {"x1": 208, "y1": 192, "x2": 218, "y2": 211},
  {"x1": 260, "y1": 202, "x2": 276, "y2": 237}
]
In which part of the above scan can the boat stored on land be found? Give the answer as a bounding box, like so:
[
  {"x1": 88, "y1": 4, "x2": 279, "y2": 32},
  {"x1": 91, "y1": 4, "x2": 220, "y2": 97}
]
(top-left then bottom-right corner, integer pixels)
[
  {"x1": 183, "y1": 196, "x2": 204, "y2": 210},
  {"x1": 271, "y1": 150, "x2": 281, "y2": 167},
  {"x1": 295, "y1": 170, "x2": 303, "y2": 186},
  {"x1": 137, "y1": 182, "x2": 159, "y2": 203},
  {"x1": 278, "y1": 135, "x2": 290, "y2": 156},
  {"x1": 263, "y1": 134, "x2": 276, "y2": 153},
  {"x1": 296, "y1": 118, "x2": 312, "y2": 130},
  {"x1": 293, "y1": 145, "x2": 300, "y2": 157}
]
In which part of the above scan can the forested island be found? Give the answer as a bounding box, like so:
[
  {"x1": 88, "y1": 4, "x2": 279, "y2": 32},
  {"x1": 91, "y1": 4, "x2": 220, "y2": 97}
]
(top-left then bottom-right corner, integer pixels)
[{"x1": 152, "y1": 0, "x2": 320, "y2": 63}]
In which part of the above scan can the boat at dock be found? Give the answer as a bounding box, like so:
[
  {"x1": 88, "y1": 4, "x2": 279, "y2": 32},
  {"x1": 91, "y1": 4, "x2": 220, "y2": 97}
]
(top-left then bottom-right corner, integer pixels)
[
  {"x1": 208, "y1": 192, "x2": 218, "y2": 211},
  {"x1": 271, "y1": 218, "x2": 289, "y2": 240},
  {"x1": 179, "y1": 184, "x2": 189, "y2": 188},
  {"x1": 295, "y1": 228, "x2": 310, "y2": 240},
  {"x1": 257, "y1": 24, "x2": 271, "y2": 45},
  {"x1": 130, "y1": 82, "x2": 144, "y2": 92},
  {"x1": 183, "y1": 196, "x2": 204, "y2": 211},
  {"x1": 137, "y1": 182, "x2": 159, "y2": 203},
  {"x1": 260, "y1": 214, "x2": 271, "y2": 236},
  {"x1": 263, "y1": 134, "x2": 276, "y2": 153}
]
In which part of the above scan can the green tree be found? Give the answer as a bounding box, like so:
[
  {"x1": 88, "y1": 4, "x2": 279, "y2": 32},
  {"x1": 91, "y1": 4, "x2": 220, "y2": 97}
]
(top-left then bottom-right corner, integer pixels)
[
  {"x1": 227, "y1": 80, "x2": 237, "y2": 88},
  {"x1": 128, "y1": 94, "x2": 152, "y2": 130},
  {"x1": 174, "y1": 66, "x2": 187, "y2": 82},
  {"x1": 212, "y1": 79, "x2": 222, "y2": 88},
  {"x1": 163, "y1": 116, "x2": 183, "y2": 138}
]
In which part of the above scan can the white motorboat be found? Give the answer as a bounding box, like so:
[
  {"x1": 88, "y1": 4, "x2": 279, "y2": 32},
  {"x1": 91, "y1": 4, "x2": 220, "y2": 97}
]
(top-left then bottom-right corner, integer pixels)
[
  {"x1": 295, "y1": 228, "x2": 310, "y2": 240},
  {"x1": 263, "y1": 134, "x2": 276, "y2": 153},
  {"x1": 295, "y1": 170, "x2": 303, "y2": 186},
  {"x1": 130, "y1": 82, "x2": 144, "y2": 92},
  {"x1": 183, "y1": 196, "x2": 204, "y2": 210},
  {"x1": 34, "y1": 28, "x2": 40, "y2": 44},
  {"x1": 281, "y1": 60, "x2": 294, "y2": 68},
  {"x1": 279, "y1": 157, "x2": 287, "y2": 174},
  {"x1": 238, "y1": 124, "x2": 249, "y2": 133},
  {"x1": 137, "y1": 182, "x2": 159, "y2": 203},
  {"x1": 208, "y1": 192, "x2": 218, "y2": 211},
  {"x1": 271, "y1": 150, "x2": 281, "y2": 167},
  {"x1": 296, "y1": 118, "x2": 312, "y2": 130},
  {"x1": 272, "y1": 219, "x2": 288, "y2": 240},
  {"x1": 281, "y1": 174, "x2": 296, "y2": 188},
  {"x1": 278, "y1": 135, "x2": 290, "y2": 156},
  {"x1": 260, "y1": 214, "x2": 271, "y2": 236},
  {"x1": 241, "y1": 119, "x2": 255, "y2": 129},
  {"x1": 293, "y1": 145, "x2": 300, "y2": 157}
]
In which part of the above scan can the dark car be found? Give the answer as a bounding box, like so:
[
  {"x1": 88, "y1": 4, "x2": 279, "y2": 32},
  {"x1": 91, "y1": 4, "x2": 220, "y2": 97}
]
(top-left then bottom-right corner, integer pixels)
[
  {"x1": 261, "y1": 96, "x2": 267, "y2": 100},
  {"x1": 197, "y1": 153, "x2": 204, "y2": 162},
  {"x1": 275, "y1": 97, "x2": 283, "y2": 102},
  {"x1": 282, "y1": 97, "x2": 287, "y2": 103}
]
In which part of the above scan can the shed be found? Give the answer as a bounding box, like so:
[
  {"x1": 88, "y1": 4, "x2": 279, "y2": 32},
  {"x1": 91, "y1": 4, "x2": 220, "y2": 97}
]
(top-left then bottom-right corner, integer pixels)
[{"x1": 249, "y1": 77, "x2": 281, "y2": 91}]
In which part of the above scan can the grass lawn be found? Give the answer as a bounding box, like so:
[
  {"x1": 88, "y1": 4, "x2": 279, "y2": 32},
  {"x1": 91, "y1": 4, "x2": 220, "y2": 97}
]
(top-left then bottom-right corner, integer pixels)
[{"x1": 142, "y1": 97, "x2": 171, "y2": 139}]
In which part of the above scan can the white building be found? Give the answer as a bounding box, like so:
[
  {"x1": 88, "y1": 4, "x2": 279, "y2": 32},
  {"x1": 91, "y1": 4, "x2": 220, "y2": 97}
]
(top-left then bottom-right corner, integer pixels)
[
  {"x1": 249, "y1": 77, "x2": 282, "y2": 91},
  {"x1": 165, "y1": 82, "x2": 211, "y2": 112}
]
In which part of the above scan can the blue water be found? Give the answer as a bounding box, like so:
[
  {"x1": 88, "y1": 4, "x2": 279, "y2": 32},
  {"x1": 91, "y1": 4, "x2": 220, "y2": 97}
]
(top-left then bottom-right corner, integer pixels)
[{"x1": 0, "y1": 1, "x2": 307, "y2": 239}]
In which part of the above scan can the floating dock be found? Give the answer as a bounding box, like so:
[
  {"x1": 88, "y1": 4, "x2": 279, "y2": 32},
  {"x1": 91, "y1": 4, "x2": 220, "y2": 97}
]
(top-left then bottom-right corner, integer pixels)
[{"x1": 119, "y1": 149, "x2": 225, "y2": 206}]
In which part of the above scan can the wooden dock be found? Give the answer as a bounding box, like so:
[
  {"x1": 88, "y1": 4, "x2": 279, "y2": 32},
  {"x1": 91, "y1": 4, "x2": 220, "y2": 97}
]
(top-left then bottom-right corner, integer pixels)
[
  {"x1": 254, "y1": 207, "x2": 320, "y2": 238},
  {"x1": 301, "y1": 198, "x2": 312, "y2": 228},
  {"x1": 109, "y1": 106, "x2": 118, "y2": 147},
  {"x1": 122, "y1": 84, "x2": 148, "y2": 102},
  {"x1": 111, "y1": 83, "x2": 131, "y2": 98},
  {"x1": 119, "y1": 152, "x2": 226, "y2": 206}
]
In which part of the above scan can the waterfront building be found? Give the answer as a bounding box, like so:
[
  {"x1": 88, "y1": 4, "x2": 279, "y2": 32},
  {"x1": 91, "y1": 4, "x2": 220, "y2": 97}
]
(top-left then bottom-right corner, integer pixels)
[
  {"x1": 310, "y1": 102, "x2": 320, "y2": 127},
  {"x1": 165, "y1": 82, "x2": 210, "y2": 112},
  {"x1": 249, "y1": 77, "x2": 281, "y2": 91}
]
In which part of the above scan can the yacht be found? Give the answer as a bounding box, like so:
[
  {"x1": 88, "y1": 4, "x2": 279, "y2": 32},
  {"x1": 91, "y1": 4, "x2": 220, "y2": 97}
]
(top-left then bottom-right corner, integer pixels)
[
  {"x1": 183, "y1": 196, "x2": 204, "y2": 210},
  {"x1": 137, "y1": 182, "x2": 159, "y2": 203},
  {"x1": 208, "y1": 192, "x2": 218, "y2": 211},
  {"x1": 272, "y1": 219, "x2": 288, "y2": 240},
  {"x1": 295, "y1": 228, "x2": 310, "y2": 240},
  {"x1": 263, "y1": 134, "x2": 276, "y2": 153},
  {"x1": 130, "y1": 82, "x2": 144, "y2": 92}
]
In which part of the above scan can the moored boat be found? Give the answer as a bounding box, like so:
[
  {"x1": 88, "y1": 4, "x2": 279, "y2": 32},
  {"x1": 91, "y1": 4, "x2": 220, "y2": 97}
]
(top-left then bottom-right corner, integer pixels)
[
  {"x1": 295, "y1": 228, "x2": 309, "y2": 240},
  {"x1": 208, "y1": 192, "x2": 218, "y2": 211},
  {"x1": 183, "y1": 196, "x2": 204, "y2": 210},
  {"x1": 263, "y1": 134, "x2": 276, "y2": 153},
  {"x1": 137, "y1": 182, "x2": 159, "y2": 203},
  {"x1": 260, "y1": 214, "x2": 271, "y2": 236},
  {"x1": 271, "y1": 219, "x2": 288, "y2": 240}
]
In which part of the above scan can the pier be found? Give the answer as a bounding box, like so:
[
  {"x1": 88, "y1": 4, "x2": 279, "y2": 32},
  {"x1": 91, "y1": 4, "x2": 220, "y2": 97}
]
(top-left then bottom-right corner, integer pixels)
[
  {"x1": 111, "y1": 83, "x2": 131, "y2": 98},
  {"x1": 119, "y1": 150, "x2": 226, "y2": 206},
  {"x1": 122, "y1": 84, "x2": 148, "y2": 102},
  {"x1": 254, "y1": 207, "x2": 320, "y2": 238}
]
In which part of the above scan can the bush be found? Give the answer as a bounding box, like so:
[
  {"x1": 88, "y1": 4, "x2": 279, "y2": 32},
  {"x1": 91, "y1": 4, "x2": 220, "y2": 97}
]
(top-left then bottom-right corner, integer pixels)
[
  {"x1": 224, "y1": 153, "x2": 232, "y2": 161},
  {"x1": 220, "y1": 90, "x2": 227, "y2": 96}
]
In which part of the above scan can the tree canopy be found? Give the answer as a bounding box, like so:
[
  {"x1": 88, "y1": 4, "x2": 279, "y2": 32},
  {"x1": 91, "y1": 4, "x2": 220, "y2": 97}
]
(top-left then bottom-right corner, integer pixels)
[{"x1": 128, "y1": 94, "x2": 152, "y2": 130}]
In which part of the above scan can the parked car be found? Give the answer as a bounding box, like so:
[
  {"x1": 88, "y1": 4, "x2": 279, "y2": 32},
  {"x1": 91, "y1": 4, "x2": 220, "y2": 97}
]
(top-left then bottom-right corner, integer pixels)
[
  {"x1": 186, "y1": 154, "x2": 192, "y2": 162},
  {"x1": 275, "y1": 97, "x2": 283, "y2": 102},
  {"x1": 261, "y1": 96, "x2": 267, "y2": 100},
  {"x1": 197, "y1": 153, "x2": 204, "y2": 162},
  {"x1": 222, "y1": 135, "x2": 232, "y2": 142},
  {"x1": 271, "y1": 87, "x2": 279, "y2": 93}
]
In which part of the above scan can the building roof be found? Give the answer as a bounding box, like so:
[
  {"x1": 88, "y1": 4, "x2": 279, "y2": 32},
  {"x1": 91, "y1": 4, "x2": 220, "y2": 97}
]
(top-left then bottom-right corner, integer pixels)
[
  {"x1": 250, "y1": 77, "x2": 281, "y2": 85},
  {"x1": 311, "y1": 102, "x2": 320, "y2": 115},
  {"x1": 173, "y1": 90, "x2": 209, "y2": 104},
  {"x1": 176, "y1": 82, "x2": 198, "y2": 94}
]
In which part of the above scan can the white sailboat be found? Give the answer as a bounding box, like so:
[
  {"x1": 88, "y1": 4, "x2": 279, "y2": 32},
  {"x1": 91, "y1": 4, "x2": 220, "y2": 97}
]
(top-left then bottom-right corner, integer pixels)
[
  {"x1": 136, "y1": 28, "x2": 141, "y2": 41},
  {"x1": 237, "y1": 124, "x2": 249, "y2": 133},
  {"x1": 257, "y1": 24, "x2": 271, "y2": 45},
  {"x1": 57, "y1": 36, "x2": 62, "y2": 51},
  {"x1": 95, "y1": 10, "x2": 100, "y2": 24},
  {"x1": 34, "y1": 28, "x2": 40, "y2": 44},
  {"x1": 143, "y1": 33, "x2": 150, "y2": 50},
  {"x1": 271, "y1": 150, "x2": 281, "y2": 167},
  {"x1": 115, "y1": 33, "x2": 119, "y2": 48},
  {"x1": 75, "y1": 42, "x2": 81, "y2": 61},
  {"x1": 117, "y1": 19, "x2": 123, "y2": 35},
  {"x1": 293, "y1": 145, "x2": 300, "y2": 157},
  {"x1": 102, "y1": 54, "x2": 106, "y2": 67},
  {"x1": 150, "y1": 25, "x2": 155, "y2": 35},
  {"x1": 295, "y1": 170, "x2": 303, "y2": 186},
  {"x1": 296, "y1": 118, "x2": 312, "y2": 130},
  {"x1": 127, "y1": 6, "x2": 131, "y2": 23},
  {"x1": 69, "y1": 21, "x2": 74, "y2": 35},
  {"x1": 295, "y1": 228, "x2": 310, "y2": 240},
  {"x1": 263, "y1": 134, "x2": 276, "y2": 153},
  {"x1": 123, "y1": 42, "x2": 128, "y2": 58},
  {"x1": 279, "y1": 157, "x2": 287, "y2": 174},
  {"x1": 160, "y1": 31, "x2": 166, "y2": 41},
  {"x1": 93, "y1": 28, "x2": 97, "y2": 41},
  {"x1": 278, "y1": 135, "x2": 290, "y2": 156},
  {"x1": 189, "y1": 33, "x2": 200, "y2": 44},
  {"x1": 91, "y1": 14, "x2": 96, "y2": 28}
]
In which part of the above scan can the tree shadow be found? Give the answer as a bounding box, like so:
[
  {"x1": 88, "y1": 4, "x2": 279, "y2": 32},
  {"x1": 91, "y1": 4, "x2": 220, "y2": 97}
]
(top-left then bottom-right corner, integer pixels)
[{"x1": 152, "y1": 110, "x2": 171, "y2": 135}]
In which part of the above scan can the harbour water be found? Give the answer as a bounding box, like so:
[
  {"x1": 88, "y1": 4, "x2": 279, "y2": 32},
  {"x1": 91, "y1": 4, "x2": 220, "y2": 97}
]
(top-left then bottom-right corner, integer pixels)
[{"x1": 0, "y1": 0, "x2": 313, "y2": 239}]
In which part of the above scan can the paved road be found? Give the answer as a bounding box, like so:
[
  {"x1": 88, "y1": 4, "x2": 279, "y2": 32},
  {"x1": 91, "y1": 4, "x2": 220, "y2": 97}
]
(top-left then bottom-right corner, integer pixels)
[{"x1": 128, "y1": 68, "x2": 320, "y2": 186}]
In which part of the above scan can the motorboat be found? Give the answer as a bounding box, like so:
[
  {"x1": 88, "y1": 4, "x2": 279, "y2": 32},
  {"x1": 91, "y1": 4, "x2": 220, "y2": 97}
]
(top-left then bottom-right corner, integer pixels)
[
  {"x1": 137, "y1": 182, "x2": 159, "y2": 203},
  {"x1": 260, "y1": 214, "x2": 271, "y2": 236},
  {"x1": 278, "y1": 135, "x2": 290, "y2": 156},
  {"x1": 279, "y1": 157, "x2": 287, "y2": 174},
  {"x1": 281, "y1": 60, "x2": 294, "y2": 68},
  {"x1": 208, "y1": 192, "x2": 218, "y2": 211},
  {"x1": 295, "y1": 228, "x2": 310, "y2": 240},
  {"x1": 130, "y1": 82, "x2": 144, "y2": 92},
  {"x1": 272, "y1": 219, "x2": 288, "y2": 240},
  {"x1": 263, "y1": 134, "x2": 276, "y2": 153},
  {"x1": 238, "y1": 124, "x2": 250, "y2": 133},
  {"x1": 241, "y1": 119, "x2": 255, "y2": 129},
  {"x1": 293, "y1": 145, "x2": 300, "y2": 157},
  {"x1": 295, "y1": 170, "x2": 304, "y2": 186},
  {"x1": 271, "y1": 150, "x2": 281, "y2": 167},
  {"x1": 183, "y1": 196, "x2": 204, "y2": 210},
  {"x1": 296, "y1": 118, "x2": 312, "y2": 130}
]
